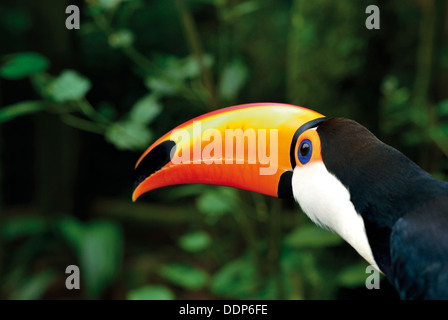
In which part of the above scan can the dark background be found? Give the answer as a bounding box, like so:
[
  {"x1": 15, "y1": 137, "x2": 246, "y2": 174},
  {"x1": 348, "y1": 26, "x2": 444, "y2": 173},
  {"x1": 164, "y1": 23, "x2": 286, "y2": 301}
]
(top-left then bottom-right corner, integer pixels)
[{"x1": 0, "y1": 0, "x2": 446, "y2": 300}]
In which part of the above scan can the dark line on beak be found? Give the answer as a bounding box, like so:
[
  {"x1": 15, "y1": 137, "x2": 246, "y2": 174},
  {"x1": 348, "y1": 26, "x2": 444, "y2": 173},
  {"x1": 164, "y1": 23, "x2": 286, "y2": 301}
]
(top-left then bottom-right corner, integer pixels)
[{"x1": 132, "y1": 140, "x2": 176, "y2": 192}]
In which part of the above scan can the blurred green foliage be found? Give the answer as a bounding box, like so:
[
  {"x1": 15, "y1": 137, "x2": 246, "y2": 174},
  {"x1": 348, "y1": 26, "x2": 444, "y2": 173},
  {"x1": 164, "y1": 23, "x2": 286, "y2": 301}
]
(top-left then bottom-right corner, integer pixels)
[{"x1": 1, "y1": 0, "x2": 447, "y2": 300}]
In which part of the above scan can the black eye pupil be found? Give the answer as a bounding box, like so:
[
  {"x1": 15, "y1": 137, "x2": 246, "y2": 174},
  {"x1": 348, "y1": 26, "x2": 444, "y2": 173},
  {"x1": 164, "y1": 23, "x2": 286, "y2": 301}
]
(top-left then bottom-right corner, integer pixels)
[{"x1": 300, "y1": 143, "x2": 310, "y2": 157}]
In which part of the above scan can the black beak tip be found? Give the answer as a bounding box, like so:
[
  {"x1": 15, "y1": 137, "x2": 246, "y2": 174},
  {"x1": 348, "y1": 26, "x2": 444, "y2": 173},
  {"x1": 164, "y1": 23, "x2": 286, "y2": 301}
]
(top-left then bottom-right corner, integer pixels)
[{"x1": 132, "y1": 140, "x2": 176, "y2": 194}]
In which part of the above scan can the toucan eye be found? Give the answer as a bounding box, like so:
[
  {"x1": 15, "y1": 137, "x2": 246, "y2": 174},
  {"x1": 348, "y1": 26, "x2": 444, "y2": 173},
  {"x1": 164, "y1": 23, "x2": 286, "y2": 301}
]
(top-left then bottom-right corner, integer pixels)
[{"x1": 298, "y1": 139, "x2": 312, "y2": 164}]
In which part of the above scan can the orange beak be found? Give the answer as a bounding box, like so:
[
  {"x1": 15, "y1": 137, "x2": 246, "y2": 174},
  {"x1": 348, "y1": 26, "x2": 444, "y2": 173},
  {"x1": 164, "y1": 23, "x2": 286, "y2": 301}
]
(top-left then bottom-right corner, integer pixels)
[{"x1": 132, "y1": 103, "x2": 325, "y2": 201}]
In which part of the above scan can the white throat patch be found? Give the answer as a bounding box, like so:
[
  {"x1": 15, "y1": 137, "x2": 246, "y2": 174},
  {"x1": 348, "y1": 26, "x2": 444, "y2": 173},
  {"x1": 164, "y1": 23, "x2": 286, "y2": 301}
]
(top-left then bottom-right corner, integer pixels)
[{"x1": 292, "y1": 161, "x2": 378, "y2": 269}]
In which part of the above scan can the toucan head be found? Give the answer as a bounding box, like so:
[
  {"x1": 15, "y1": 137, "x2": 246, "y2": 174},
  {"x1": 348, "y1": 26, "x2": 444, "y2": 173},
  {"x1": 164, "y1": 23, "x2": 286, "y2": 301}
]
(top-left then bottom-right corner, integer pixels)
[{"x1": 132, "y1": 103, "x2": 379, "y2": 269}]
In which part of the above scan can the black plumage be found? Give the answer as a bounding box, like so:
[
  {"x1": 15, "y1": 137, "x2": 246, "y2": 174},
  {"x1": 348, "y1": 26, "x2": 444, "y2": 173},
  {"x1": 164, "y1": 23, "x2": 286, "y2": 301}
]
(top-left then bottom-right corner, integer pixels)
[{"x1": 317, "y1": 118, "x2": 448, "y2": 299}]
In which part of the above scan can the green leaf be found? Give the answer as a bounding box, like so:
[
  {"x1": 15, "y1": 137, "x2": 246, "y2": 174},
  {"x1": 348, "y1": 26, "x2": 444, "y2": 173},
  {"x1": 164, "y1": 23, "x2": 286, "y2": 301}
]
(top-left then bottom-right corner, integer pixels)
[
  {"x1": 145, "y1": 76, "x2": 182, "y2": 96},
  {"x1": 222, "y1": 1, "x2": 259, "y2": 21},
  {"x1": 437, "y1": 100, "x2": 448, "y2": 116},
  {"x1": 145, "y1": 54, "x2": 213, "y2": 96},
  {"x1": 47, "y1": 70, "x2": 92, "y2": 103},
  {"x1": 160, "y1": 54, "x2": 212, "y2": 80},
  {"x1": 440, "y1": 123, "x2": 448, "y2": 135},
  {"x1": 178, "y1": 231, "x2": 211, "y2": 252},
  {"x1": 129, "y1": 94, "x2": 162, "y2": 125},
  {"x1": 180, "y1": 55, "x2": 213, "y2": 79},
  {"x1": 280, "y1": 245, "x2": 304, "y2": 273},
  {"x1": 81, "y1": 221, "x2": 124, "y2": 299},
  {"x1": 285, "y1": 224, "x2": 343, "y2": 249},
  {"x1": 218, "y1": 59, "x2": 249, "y2": 101},
  {"x1": 58, "y1": 218, "x2": 124, "y2": 298},
  {"x1": 10, "y1": 270, "x2": 56, "y2": 300},
  {"x1": 105, "y1": 120, "x2": 153, "y2": 151},
  {"x1": 0, "y1": 101, "x2": 46, "y2": 123},
  {"x1": 58, "y1": 217, "x2": 85, "y2": 256},
  {"x1": 1, "y1": 216, "x2": 49, "y2": 240},
  {"x1": 211, "y1": 255, "x2": 257, "y2": 298},
  {"x1": 127, "y1": 285, "x2": 175, "y2": 300},
  {"x1": 336, "y1": 263, "x2": 371, "y2": 288},
  {"x1": 158, "y1": 264, "x2": 208, "y2": 290},
  {"x1": 196, "y1": 187, "x2": 238, "y2": 220},
  {"x1": 1, "y1": 52, "x2": 49, "y2": 80},
  {"x1": 108, "y1": 29, "x2": 134, "y2": 48},
  {"x1": 98, "y1": 0, "x2": 122, "y2": 9}
]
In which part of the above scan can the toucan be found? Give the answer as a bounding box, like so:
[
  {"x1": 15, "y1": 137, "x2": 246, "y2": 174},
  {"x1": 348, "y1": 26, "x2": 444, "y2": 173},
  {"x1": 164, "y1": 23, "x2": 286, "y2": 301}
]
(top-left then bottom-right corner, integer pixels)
[{"x1": 132, "y1": 103, "x2": 448, "y2": 300}]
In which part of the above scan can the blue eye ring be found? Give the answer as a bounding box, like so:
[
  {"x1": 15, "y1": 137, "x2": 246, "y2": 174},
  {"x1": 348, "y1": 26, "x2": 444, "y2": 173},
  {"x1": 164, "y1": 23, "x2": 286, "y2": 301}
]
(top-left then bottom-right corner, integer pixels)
[{"x1": 298, "y1": 139, "x2": 312, "y2": 165}]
